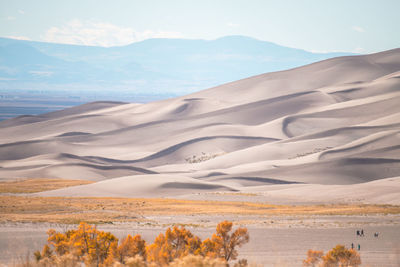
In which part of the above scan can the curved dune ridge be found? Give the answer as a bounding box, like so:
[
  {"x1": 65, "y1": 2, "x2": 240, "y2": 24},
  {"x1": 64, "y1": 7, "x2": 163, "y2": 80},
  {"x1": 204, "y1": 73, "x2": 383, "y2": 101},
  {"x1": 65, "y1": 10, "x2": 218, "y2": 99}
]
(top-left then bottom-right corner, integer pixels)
[{"x1": 1, "y1": 48, "x2": 400, "y2": 204}]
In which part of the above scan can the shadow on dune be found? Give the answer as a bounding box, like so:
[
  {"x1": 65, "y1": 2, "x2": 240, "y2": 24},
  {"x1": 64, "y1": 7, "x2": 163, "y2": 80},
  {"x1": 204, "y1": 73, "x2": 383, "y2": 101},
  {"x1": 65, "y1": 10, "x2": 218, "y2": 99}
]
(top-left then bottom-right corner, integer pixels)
[
  {"x1": 56, "y1": 132, "x2": 91, "y2": 137},
  {"x1": 211, "y1": 176, "x2": 302, "y2": 186},
  {"x1": 282, "y1": 95, "x2": 400, "y2": 138},
  {"x1": 48, "y1": 162, "x2": 158, "y2": 174},
  {"x1": 159, "y1": 182, "x2": 237, "y2": 191},
  {"x1": 260, "y1": 157, "x2": 400, "y2": 184},
  {"x1": 57, "y1": 136, "x2": 277, "y2": 166},
  {"x1": 283, "y1": 123, "x2": 400, "y2": 143},
  {"x1": 133, "y1": 135, "x2": 278, "y2": 163},
  {"x1": 319, "y1": 132, "x2": 400, "y2": 160}
]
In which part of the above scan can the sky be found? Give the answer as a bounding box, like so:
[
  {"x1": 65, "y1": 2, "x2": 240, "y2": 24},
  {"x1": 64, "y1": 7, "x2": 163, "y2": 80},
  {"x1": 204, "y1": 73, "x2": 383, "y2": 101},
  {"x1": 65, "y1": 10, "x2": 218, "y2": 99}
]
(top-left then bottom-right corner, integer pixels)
[{"x1": 0, "y1": 0, "x2": 399, "y2": 53}]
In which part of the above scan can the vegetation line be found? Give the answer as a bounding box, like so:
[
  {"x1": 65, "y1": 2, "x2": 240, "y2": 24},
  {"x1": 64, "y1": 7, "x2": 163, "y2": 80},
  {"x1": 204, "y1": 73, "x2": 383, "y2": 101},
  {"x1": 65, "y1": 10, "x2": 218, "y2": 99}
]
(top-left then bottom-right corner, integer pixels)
[
  {"x1": 1, "y1": 196, "x2": 399, "y2": 224},
  {"x1": 22, "y1": 221, "x2": 362, "y2": 267}
]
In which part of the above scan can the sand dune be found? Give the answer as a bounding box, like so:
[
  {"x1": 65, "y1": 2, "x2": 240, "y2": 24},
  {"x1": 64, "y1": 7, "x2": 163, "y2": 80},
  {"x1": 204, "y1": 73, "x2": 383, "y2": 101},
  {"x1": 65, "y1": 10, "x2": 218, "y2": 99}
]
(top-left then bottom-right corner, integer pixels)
[
  {"x1": 1, "y1": 48, "x2": 400, "y2": 204},
  {"x1": 37, "y1": 174, "x2": 237, "y2": 197},
  {"x1": 244, "y1": 177, "x2": 400, "y2": 205}
]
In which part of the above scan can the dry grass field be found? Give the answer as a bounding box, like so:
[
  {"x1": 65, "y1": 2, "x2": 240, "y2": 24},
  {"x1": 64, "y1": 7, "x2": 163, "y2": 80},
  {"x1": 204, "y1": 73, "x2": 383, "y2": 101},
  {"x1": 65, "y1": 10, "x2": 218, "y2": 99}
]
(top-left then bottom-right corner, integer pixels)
[
  {"x1": 0, "y1": 181, "x2": 399, "y2": 267},
  {"x1": 1, "y1": 179, "x2": 399, "y2": 224},
  {"x1": 1, "y1": 195, "x2": 399, "y2": 224},
  {"x1": 0, "y1": 179, "x2": 93, "y2": 193}
]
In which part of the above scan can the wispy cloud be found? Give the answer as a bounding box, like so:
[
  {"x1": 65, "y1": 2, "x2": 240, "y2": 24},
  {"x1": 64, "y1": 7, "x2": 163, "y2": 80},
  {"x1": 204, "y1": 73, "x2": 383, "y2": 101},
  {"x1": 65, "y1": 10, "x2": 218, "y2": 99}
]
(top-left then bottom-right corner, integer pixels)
[
  {"x1": 18, "y1": 9, "x2": 25, "y2": 15},
  {"x1": 310, "y1": 49, "x2": 348, "y2": 53},
  {"x1": 4, "y1": 16, "x2": 16, "y2": 20},
  {"x1": 227, "y1": 22, "x2": 239, "y2": 27},
  {"x1": 5, "y1": 35, "x2": 31, "y2": 41},
  {"x1": 29, "y1": 70, "x2": 53, "y2": 77},
  {"x1": 353, "y1": 47, "x2": 366, "y2": 53},
  {"x1": 352, "y1": 26, "x2": 365, "y2": 33},
  {"x1": 42, "y1": 19, "x2": 183, "y2": 47}
]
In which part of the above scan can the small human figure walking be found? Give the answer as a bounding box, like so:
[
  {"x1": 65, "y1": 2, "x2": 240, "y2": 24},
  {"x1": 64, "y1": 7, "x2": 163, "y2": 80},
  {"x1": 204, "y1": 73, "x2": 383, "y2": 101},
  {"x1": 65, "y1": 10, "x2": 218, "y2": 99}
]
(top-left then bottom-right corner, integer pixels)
[
  {"x1": 358, "y1": 244, "x2": 360, "y2": 251},
  {"x1": 361, "y1": 229, "x2": 364, "y2": 236},
  {"x1": 351, "y1": 243, "x2": 354, "y2": 249},
  {"x1": 374, "y1": 232, "x2": 379, "y2": 237},
  {"x1": 356, "y1": 230, "x2": 360, "y2": 236}
]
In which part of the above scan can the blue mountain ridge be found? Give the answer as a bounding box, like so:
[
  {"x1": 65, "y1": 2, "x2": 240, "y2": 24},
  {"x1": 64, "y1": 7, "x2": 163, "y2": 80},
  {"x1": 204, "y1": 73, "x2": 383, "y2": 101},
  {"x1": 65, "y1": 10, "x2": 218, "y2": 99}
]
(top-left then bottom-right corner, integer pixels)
[{"x1": 0, "y1": 35, "x2": 353, "y2": 95}]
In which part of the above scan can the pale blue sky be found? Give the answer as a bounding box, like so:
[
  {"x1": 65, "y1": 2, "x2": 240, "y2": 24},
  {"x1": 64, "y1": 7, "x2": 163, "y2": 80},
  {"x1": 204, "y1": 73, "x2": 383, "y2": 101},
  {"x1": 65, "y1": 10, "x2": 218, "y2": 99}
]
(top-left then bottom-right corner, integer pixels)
[{"x1": 0, "y1": 0, "x2": 399, "y2": 53}]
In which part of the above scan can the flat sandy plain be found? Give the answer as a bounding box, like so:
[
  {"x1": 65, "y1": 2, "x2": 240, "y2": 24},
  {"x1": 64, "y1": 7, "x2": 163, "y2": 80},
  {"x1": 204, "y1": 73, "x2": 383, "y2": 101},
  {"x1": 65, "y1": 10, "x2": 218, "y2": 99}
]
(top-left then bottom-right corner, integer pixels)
[
  {"x1": 1, "y1": 49, "x2": 400, "y2": 266},
  {"x1": 0, "y1": 217, "x2": 399, "y2": 266}
]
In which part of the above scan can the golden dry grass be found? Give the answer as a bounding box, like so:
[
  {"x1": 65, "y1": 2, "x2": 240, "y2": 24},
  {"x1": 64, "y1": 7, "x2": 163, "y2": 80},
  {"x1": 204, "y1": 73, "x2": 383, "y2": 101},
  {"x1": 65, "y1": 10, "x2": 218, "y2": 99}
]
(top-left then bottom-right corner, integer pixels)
[
  {"x1": 0, "y1": 195, "x2": 399, "y2": 224},
  {"x1": 209, "y1": 192, "x2": 259, "y2": 197},
  {"x1": 0, "y1": 178, "x2": 93, "y2": 193}
]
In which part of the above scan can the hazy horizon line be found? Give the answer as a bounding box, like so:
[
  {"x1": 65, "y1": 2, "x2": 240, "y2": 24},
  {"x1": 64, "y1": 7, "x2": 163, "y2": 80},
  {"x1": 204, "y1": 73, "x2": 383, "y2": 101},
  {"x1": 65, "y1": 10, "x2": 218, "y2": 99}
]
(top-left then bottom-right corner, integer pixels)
[{"x1": 0, "y1": 34, "x2": 362, "y2": 54}]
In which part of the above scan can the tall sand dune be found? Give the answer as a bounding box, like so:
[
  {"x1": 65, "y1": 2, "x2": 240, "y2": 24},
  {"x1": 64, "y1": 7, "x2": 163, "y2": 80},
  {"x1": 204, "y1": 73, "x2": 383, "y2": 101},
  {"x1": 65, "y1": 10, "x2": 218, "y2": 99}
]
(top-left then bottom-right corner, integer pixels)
[{"x1": 1, "y1": 48, "x2": 400, "y2": 204}]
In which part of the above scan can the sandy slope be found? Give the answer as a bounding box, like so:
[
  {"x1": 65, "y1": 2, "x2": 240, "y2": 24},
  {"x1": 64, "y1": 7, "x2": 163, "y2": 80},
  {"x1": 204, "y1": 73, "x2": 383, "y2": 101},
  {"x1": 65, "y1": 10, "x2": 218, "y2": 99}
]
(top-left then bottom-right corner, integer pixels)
[{"x1": 1, "y1": 49, "x2": 400, "y2": 204}]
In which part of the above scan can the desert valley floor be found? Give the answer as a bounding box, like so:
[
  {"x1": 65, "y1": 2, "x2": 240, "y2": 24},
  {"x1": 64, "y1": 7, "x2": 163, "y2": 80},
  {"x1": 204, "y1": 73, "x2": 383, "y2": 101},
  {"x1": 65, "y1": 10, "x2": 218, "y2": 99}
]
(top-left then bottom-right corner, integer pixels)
[{"x1": 1, "y1": 49, "x2": 400, "y2": 266}]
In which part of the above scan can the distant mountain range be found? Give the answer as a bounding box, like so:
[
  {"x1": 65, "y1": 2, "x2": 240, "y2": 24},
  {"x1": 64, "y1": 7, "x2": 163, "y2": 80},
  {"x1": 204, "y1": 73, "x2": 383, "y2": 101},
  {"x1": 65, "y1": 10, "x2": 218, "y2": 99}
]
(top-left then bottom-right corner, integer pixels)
[{"x1": 0, "y1": 36, "x2": 353, "y2": 96}]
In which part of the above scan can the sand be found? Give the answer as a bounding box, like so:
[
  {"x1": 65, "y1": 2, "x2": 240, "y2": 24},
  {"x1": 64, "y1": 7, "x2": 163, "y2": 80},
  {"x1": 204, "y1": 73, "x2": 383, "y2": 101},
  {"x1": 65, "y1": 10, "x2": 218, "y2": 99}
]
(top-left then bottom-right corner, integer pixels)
[
  {"x1": 0, "y1": 217, "x2": 399, "y2": 266},
  {"x1": 0, "y1": 49, "x2": 398, "y2": 204},
  {"x1": 0, "y1": 48, "x2": 400, "y2": 266}
]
